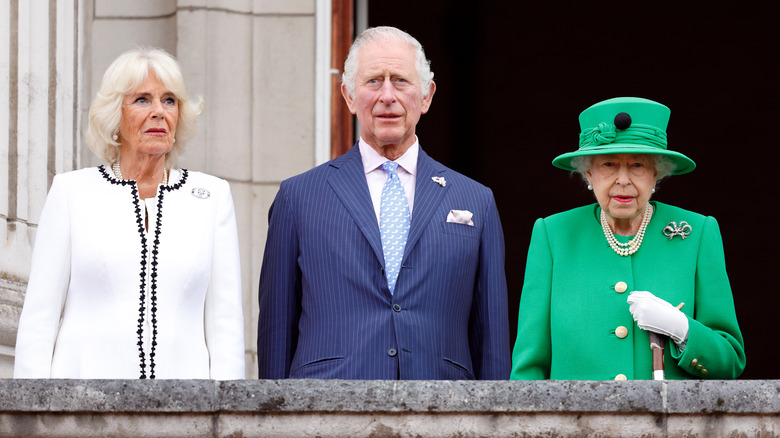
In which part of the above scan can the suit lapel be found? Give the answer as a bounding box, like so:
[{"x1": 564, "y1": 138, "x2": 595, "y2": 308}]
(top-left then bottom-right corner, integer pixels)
[
  {"x1": 327, "y1": 145, "x2": 385, "y2": 265},
  {"x1": 404, "y1": 148, "x2": 448, "y2": 261}
]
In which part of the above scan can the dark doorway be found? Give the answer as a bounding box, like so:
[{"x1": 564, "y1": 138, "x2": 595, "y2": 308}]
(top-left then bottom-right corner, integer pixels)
[{"x1": 368, "y1": 1, "x2": 779, "y2": 379}]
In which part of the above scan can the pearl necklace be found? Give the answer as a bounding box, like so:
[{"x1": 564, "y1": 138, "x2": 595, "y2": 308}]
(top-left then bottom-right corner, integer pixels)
[
  {"x1": 600, "y1": 203, "x2": 653, "y2": 257},
  {"x1": 112, "y1": 160, "x2": 168, "y2": 185}
]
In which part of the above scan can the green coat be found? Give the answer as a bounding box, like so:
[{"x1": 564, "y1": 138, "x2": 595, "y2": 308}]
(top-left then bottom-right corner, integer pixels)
[{"x1": 510, "y1": 202, "x2": 745, "y2": 380}]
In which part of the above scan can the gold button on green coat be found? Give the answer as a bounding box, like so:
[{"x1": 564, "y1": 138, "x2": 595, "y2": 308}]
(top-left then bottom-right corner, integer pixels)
[{"x1": 511, "y1": 202, "x2": 746, "y2": 380}]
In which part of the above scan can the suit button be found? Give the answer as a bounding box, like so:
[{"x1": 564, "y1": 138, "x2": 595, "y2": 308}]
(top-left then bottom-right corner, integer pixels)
[
  {"x1": 615, "y1": 326, "x2": 628, "y2": 339},
  {"x1": 702, "y1": 369, "x2": 708, "y2": 375},
  {"x1": 393, "y1": 304, "x2": 402, "y2": 312},
  {"x1": 614, "y1": 281, "x2": 628, "y2": 293},
  {"x1": 387, "y1": 348, "x2": 397, "y2": 357},
  {"x1": 615, "y1": 374, "x2": 627, "y2": 381},
  {"x1": 690, "y1": 359, "x2": 698, "y2": 367}
]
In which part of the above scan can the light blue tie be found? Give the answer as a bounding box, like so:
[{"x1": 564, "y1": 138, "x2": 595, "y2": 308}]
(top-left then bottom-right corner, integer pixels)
[{"x1": 379, "y1": 161, "x2": 410, "y2": 294}]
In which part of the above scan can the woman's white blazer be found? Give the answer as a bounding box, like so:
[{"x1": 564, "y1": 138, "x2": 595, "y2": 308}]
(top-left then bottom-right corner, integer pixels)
[{"x1": 14, "y1": 166, "x2": 245, "y2": 379}]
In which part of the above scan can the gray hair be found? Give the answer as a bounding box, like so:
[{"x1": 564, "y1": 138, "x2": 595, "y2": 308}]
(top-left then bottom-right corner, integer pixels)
[
  {"x1": 341, "y1": 26, "x2": 434, "y2": 99},
  {"x1": 85, "y1": 47, "x2": 204, "y2": 167},
  {"x1": 570, "y1": 154, "x2": 677, "y2": 186}
]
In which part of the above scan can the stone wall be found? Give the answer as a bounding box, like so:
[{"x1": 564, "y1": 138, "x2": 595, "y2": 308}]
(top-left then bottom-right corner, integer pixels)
[
  {"x1": 0, "y1": 0, "x2": 83, "y2": 378},
  {"x1": 1, "y1": 379, "x2": 779, "y2": 437}
]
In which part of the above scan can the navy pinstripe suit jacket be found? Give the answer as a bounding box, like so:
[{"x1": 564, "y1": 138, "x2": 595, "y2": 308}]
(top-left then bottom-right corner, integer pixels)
[{"x1": 257, "y1": 144, "x2": 510, "y2": 379}]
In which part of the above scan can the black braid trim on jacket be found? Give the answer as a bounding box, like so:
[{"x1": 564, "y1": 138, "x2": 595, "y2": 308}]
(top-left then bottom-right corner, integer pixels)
[{"x1": 98, "y1": 166, "x2": 189, "y2": 379}]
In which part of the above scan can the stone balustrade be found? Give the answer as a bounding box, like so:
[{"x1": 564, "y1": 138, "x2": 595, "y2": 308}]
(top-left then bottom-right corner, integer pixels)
[{"x1": 1, "y1": 379, "x2": 778, "y2": 437}]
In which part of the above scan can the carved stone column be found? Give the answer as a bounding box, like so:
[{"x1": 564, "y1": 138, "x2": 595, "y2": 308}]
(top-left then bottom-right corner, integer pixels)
[{"x1": 0, "y1": 0, "x2": 83, "y2": 377}]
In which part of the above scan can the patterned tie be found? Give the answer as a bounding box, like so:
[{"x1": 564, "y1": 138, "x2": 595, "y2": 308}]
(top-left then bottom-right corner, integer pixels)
[{"x1": 379, "y1": 161, "x2": 411, "y2": 294}]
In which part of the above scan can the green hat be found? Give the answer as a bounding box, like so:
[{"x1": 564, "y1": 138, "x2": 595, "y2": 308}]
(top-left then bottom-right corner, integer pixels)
[{"x1": 552, "y1": 97, "x2": 696, "y2": 175}]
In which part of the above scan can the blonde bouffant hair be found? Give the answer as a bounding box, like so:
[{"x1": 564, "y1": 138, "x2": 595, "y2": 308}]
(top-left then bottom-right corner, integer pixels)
[{"x1": 86, "y1": 47, "x2": 203, "y2": 168}]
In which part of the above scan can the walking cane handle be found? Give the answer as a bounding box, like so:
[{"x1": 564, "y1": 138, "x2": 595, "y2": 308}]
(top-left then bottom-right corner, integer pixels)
[{"x1": 648, "y1": 302, "x2": 684, "y2": 381}]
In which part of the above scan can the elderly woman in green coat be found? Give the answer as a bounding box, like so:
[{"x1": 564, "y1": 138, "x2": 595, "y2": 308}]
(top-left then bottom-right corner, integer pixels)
[{"x1": 511, "y1": 97, "x2": 745, "y2": 380}]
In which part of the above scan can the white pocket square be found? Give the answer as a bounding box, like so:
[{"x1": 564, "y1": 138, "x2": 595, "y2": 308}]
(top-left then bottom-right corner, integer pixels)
[{"x1": 446, "y1": 209, "x2": 474, "y2": 226}]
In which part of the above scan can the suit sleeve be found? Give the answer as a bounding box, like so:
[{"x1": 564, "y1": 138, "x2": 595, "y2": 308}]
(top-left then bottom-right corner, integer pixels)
[
  {"x1": 257, "y1": 184, "x2": 301, "y2": 378},
  {"x1": 204, "y1": 180, "x2": 246, "y2": 379},
  {"x1": 510, "y1": 218, "x2": 553, "y2": 380},
  {"x1": 14, "y1": 175, "x2": 72, "y2": 378},
  {"x1": 671, "y1": 216, "x2": 746, "y2": 379},
  {"x1": 468, "y1": 190, "x2": 511, "y2": 379}
]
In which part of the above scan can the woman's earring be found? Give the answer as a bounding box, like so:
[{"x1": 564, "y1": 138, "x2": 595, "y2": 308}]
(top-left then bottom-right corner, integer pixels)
[
  {"x1": 112, "y1": 130, "x2": 119, "y2": 141},
  {"x1": 587, "y1": 184, "x2": 593, "y2": 191},
  {"x1": 652, "y1": 187, "x2": 656, "y2": 194}
]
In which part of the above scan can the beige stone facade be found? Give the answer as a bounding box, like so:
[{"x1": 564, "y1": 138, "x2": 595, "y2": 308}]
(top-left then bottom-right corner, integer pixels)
[
  {"x1": 3, "y1": 379, "x2": 780, "y2": 437},
  {"x1": 0, "y1": 0, "x2": 331, "y2": 379}
]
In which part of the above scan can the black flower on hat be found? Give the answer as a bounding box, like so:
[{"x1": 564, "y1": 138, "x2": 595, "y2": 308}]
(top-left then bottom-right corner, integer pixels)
[{"x1": 614, "y1": 112, "x2": 632, "y2": 130}]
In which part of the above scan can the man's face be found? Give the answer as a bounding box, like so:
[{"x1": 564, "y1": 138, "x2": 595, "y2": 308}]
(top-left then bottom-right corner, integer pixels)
[{"x1": 342, "y1": 40, "x2": 435, "y2": 155}]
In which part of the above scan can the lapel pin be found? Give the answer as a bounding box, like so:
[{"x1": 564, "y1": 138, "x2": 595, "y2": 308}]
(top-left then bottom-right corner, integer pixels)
[
  {"x1": 431, "y1": 176, "x2": 446, "y2": 187},
  {"x1": 191, "y1": 187, "x2": 210, "y2": 199},
  {"x1": 663, "y1": 221, "x2": 692, "y2": 240}
]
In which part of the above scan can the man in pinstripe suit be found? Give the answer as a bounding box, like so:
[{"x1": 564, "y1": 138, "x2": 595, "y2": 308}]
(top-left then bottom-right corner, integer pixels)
[{"x1": 257, "y1": 26, "x2": 510, "y2": 379}]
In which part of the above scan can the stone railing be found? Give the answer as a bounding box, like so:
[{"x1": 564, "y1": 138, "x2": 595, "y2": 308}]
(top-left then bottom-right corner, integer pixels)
[{"x1": 1, "y1": 379, "x2": 778, "y2": 437}]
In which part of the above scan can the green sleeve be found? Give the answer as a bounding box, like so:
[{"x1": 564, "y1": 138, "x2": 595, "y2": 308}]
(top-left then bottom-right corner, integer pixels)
[
  {"x1": 671, "y1": 216, "x2": 746, "y2": 379},
  {"x1": 511, "y1": 218, "x2": 553, "y2": 380}
]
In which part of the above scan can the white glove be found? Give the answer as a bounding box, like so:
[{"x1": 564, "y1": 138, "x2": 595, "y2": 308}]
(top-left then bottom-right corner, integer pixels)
[{"x1": 627, "y1": 291, "x2": 689, "y2": 345}]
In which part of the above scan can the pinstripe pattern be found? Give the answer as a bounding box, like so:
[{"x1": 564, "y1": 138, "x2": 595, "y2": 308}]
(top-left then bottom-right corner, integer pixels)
[{"x1": 257, "y1": 144, "x2": 510, "y2": 379}]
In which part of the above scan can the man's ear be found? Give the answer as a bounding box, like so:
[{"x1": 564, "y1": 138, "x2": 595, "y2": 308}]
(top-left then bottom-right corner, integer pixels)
[
  {"x1": 341, "y1": 83, "x2": 357, "y2": 115},
  {"x1": 421, "y1": 81, "x2": 436, "y2": 114}
]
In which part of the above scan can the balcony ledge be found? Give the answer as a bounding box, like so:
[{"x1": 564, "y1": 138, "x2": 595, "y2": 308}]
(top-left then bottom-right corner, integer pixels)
[{"x1": 1, "y1": 379, "x2": 778, "y2": 437}]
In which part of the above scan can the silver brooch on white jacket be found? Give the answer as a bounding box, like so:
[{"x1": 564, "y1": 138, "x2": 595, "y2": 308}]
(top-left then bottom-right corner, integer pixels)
[
  {"x1": 192, "y1": 188, "x2": 210, "y2": 199},
  {"x1": 663, "y1": 221, "x2": 692, "y2": 240}
]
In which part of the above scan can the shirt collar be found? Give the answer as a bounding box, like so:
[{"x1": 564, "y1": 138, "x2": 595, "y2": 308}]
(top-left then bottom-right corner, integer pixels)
[{"x1": 359, "y1": 137, "x2": 419, "y2": 176}]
